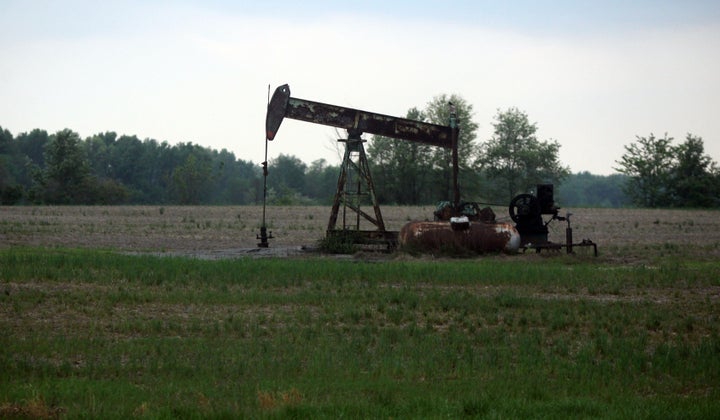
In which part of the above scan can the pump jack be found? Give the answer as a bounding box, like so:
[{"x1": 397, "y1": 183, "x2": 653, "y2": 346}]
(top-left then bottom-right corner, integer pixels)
[{"x1": 265, "y1": 84, "x2": 459, "y2": 247}]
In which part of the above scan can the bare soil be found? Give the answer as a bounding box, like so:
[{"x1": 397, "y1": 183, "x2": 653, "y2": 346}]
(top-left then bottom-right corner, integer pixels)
[{"x1": 1, "y1": 205, "x2": 719, "y2": 260}]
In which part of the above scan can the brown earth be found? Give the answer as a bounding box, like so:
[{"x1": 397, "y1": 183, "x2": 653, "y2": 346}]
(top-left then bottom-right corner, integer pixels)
[{"x1": 1, "y1": 205, "x2": 719, "y2": 260}]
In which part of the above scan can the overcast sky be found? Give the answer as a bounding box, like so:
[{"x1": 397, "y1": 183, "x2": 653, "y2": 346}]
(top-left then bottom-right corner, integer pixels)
[{"x1": 1, "y1": 0, "x2": 719, "y2": 175}]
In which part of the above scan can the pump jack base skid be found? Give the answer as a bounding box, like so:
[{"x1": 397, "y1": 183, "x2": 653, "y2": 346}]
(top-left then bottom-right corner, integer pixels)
[
  {"x1": 521, "y1": 239, "x2": 598, "y2": 257},
  {"x1": 326, "y1": 229, "x2": 399, "y2": 251}
]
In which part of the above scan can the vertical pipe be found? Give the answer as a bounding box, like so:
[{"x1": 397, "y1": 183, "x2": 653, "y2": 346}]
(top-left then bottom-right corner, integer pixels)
[
  {"x1": 449, "y1": 103, "x2": 460, "y2": 211},
  {"x1": 262, "y1": 136, "x2": 268, "y2": 227},
  {"x1": 258, "y1": 85, "x2": 271, "y2": 248},
  {"x1": 566, "y1": 226, "x2": 573, "y2": 254},
  {"x1": 356, "y1": 176, "x2": 361, "y2": 230}
]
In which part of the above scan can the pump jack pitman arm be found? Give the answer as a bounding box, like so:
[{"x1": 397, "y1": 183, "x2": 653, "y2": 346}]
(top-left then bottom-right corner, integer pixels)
[{"x1": 265, "y1": 84, "x2": 458, "y2": 148}]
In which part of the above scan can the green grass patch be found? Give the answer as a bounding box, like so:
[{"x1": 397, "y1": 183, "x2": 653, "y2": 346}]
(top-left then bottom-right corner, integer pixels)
[{"x1": 1, "y1": 248, "x2": 719, "y2": 417}]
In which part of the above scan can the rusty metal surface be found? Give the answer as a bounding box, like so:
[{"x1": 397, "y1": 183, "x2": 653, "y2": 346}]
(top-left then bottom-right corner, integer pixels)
[
  {"x1": 285, "y1": 97, "x2": 457, "y2": 148},
  {"x1": 265, "y1": 83, "x2": 457, "y2": 148},
  {"x1": 399, "y1": 221, "x2": 521, "y2": 254},
  {"x1": 434, "y1": 202, "x2": 496, "y2": 222}
]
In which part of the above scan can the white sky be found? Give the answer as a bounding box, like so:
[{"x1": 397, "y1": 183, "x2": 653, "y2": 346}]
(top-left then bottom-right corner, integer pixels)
[{"x1": 1, "y1": 0, "x2": 719, "y2": 175}]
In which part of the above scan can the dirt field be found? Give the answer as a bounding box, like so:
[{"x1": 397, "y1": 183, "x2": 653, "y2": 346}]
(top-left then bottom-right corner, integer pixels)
[{"x1": 1, "y1": 205, "x2": 719, "y2": 260}]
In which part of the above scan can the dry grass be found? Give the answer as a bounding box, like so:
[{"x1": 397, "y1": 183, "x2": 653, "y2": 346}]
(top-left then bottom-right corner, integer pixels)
[
  {"x1": 1, "y1": 205, "x2": 719, "y2": 259},
  {"x1": 0, "y1": 397, "x2": 64, "y2": 419},
  {"x1": 257, "y1": 388, "x2": 302, "y2": 411},
  {"x1": 0, "y1": 205, "x2": 432, "y2": 250}
]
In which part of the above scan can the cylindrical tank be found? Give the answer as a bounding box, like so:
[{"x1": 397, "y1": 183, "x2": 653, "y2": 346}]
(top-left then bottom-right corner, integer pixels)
[{"x1": 399, "y1": 220, "x2": 521, "y2": 254}]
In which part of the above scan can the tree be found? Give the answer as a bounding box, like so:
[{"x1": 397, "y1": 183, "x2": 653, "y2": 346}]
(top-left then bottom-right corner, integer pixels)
[
  {"x1": 109, "y1": 135, "x2": 144, "y2": 191},
  {"x1": 478, "y1": 108, "x2": 569, "y2": 202},
  {"x1": 16, "y1": 129, "x2": 48, "y2": 167},
  {"x1": 425, "y1": 95, "x2": 479, "y2": 201},
  {"x1": 172, "y1": 152, "x2": 213, "y2": 204},
  {"x1": 84, "y1": 131, "x2": 117, "y2": 178},
  {"x1": 616, "y1": 133, "x2": 719, "y2": 207},
  {"x1": 304, "y1": 158, "x2": 339, "y2": 204},
  {"x1": 267, "y1": 154, "x2": 308, "y2": 204},
  {"x1": 0, "y1": 126, "x2": 15, "y2": 155},
  {"x1": 367, "y1": 107, "x2": 435, "y2": 204},
  {"x1": 34, "y1": 129, "x2": 94, "y2": 204},
  {"x1": 614, "y1": 133, "x2": 674, "y2": 207},
  {"x1": 671, "y1": 134, "x2": 719, "y2": 207},
  {"x1": 367, "y1": 96, "x2": 479, "y2": 204},
  {"x1": 0, "y1": 126, "x2": 24, "y2": 204}
]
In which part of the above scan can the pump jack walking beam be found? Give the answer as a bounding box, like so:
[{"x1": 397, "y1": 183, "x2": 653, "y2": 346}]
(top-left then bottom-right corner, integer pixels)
[{"x1": 266, "y1": 85, "x2": 458, "y2": 149}]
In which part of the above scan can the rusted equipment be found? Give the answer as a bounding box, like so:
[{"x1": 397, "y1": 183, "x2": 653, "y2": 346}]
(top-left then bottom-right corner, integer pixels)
[
  {"x1": 511, "y1": 184, "x2": 597, "y2": 256},
  {"x1": 262, "y1": 84, "x2": 597, "y2": 257},
  {"x1": 399, "y1": 220, "x2": 521, "y2": 254},
  {"x1": 559, "y1": 213, "x2": 598, "y2": 256},
  {"x1": 417, "y1": 201, "x2": 519, "y2": 254},
  {"x1": 326, "y1": 132, "x2": 386, "y2": 235},
  {"x1": 267, "y1": 85, "x2": 458, "y2": 148},
  {"x1": 434, "y1": 201, "x2": 496, "y2": 222},
  {"x1": 510, "y1": 184, "x2": 558, "y2": 246},
  {"x1": 265, "y1": 84, "x2": 460, "y2": 247}
]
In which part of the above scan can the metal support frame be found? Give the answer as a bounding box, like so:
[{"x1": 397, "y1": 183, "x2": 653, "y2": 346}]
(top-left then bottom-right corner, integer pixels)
[{"x1": 327, "y1": 130, "x2": 385, "y2": 234}]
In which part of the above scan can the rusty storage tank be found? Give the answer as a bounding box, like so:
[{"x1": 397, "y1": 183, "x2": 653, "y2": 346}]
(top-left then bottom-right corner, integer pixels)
[{"x1": 399, "y1": 218, "x2": 521, "y2": 254}]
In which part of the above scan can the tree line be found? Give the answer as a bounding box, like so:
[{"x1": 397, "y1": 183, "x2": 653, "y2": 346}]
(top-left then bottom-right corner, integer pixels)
[
  {"x1": 0, "y1": 122, "x2": 623, "y2": 208},
  {"x1": 2, "y1": 102, "x2": 717, "y2": 208},
  {"x1": 0, "y1": 128, "x2": 261, "y2": 205}
]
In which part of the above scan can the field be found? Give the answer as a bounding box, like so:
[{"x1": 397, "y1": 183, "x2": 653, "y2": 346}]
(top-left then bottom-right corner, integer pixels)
[
  {"x1": 2, "y1": 205, "x2": 720, "y2": 258},
  {"x1": 1, "y1": 205, "x2": 719, "y2": 417}
]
